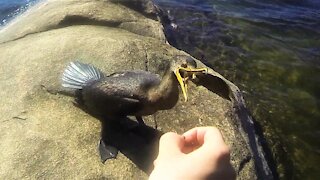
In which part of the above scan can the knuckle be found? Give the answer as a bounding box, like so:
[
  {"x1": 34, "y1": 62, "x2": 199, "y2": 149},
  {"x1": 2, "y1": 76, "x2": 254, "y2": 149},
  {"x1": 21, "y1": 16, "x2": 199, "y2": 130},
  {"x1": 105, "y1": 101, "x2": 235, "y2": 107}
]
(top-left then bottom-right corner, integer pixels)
[
  {"x1": 153, "y1": 159, "x2": 158, "y2": 166},
  {"x1": 218, "y1": 145, "x2": 231, "y2": 159},
  {"x1": 211, "y1": 127, "x2": 222, "y2": 136},
  {"x1": 207, "y1": 126, "x2": 222, "y2": 137},
  {"x1": 160, "y1": 132, "x2": 177, "y2": 143},
  {"x1": 161, "y1": 132, "x2": 176, "y2": 139},
  {"x1": 209, "y1": 126, "x2": 219, "y2": 132}
]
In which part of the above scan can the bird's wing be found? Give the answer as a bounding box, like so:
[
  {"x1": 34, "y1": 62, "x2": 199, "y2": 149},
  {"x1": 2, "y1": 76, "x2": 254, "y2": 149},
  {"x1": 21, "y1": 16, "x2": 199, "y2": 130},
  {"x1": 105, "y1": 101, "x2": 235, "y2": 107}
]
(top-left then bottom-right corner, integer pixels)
[
  {"x1": 86, "y1": 79, "x2": 145, "y2": 116},
  {"x1": 82, "y1": 70, "x2": 161, "y2": 116},
  {"x1": 105, "y1": 70, "x2": 160, "y2": 98}
]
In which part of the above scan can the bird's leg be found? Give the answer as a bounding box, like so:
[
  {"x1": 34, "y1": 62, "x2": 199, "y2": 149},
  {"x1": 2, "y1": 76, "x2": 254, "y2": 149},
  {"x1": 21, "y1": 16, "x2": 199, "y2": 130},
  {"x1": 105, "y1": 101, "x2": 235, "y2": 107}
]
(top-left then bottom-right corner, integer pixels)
[
  {"x1": 153, "y1": 113, "x2": 158, "y2": 129},
  {"x1": 136, "y1": 115, "x2": 158, "y2": 130},
  {"x1": 136, "y1": 116, "x2": 146, "y2": 126},
  {"x1": 98, "y1": 120, "x2": 119, "y2": 163}
]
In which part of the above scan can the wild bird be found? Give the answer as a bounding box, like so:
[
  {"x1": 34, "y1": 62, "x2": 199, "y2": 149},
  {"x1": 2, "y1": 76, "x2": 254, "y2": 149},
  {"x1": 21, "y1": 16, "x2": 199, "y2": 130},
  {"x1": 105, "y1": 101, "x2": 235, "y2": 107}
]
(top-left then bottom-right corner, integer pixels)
[{"x1": 61, "y1": 56, "x2": 207, "y2": 162}]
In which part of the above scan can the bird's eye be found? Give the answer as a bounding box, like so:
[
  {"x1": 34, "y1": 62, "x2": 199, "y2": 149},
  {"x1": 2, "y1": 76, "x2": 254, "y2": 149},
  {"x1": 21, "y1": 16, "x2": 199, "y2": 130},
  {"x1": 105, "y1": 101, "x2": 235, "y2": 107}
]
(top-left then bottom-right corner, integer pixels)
[{"x1": 181, "y1": 63, "x2": 187, "y2": 68}]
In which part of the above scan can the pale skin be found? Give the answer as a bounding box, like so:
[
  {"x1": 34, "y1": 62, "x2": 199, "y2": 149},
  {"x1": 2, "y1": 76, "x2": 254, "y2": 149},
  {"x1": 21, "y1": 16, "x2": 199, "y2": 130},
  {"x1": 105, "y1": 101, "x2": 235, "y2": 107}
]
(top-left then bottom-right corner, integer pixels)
[{"x1": 149, "y1": 127, "x2": 236, "y2": 180}]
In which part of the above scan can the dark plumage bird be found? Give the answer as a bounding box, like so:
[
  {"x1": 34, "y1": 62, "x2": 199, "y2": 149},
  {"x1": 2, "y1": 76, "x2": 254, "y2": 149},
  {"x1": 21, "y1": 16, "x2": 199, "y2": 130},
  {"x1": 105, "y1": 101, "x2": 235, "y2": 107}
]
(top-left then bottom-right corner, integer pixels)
[
  {"x1": 61, "y1": 56, "x2": 207, "y2": 162},
  {"x1": 62, "y1": 56, "x2": 206, "y2": 121}
]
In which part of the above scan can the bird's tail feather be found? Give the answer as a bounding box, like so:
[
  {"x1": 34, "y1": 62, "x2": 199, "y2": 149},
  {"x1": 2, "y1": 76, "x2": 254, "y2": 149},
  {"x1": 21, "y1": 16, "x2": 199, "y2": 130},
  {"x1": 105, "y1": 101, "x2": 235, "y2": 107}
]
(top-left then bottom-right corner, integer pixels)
[{"x1": 62, "y1": 61, "x2": 104, "y2": 89}]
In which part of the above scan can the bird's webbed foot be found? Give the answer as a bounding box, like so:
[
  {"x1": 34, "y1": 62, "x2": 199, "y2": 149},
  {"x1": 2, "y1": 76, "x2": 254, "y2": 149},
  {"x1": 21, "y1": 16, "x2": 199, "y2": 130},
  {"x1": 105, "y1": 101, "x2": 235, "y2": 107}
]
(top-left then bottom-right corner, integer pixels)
[{"x1": 98, "y1": 138, "x2": 118, "y2": 163}]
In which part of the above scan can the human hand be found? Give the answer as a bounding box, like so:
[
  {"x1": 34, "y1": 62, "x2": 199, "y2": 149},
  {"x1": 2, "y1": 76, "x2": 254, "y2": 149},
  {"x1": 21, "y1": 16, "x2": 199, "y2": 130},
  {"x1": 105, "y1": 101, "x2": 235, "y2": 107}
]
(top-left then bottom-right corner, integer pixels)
[{"x1": 149, "y1": 127, "x2": 236, "y2": 180}]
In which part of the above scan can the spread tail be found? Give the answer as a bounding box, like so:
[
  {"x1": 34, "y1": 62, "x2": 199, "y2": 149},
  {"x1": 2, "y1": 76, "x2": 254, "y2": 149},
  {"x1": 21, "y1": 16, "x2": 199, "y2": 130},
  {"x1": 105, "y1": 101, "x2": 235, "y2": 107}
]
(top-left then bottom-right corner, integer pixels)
[{"x1": 62, "y1": 61, "x2": 104, "y2": 89}]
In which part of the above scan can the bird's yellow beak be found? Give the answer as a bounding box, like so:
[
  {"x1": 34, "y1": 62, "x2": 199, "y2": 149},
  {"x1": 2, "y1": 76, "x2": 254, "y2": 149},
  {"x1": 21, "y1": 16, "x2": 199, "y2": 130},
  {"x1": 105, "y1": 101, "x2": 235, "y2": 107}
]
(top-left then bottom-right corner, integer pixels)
[{"x1": 174, "y1": 67, "x2": 208, "y2": 102}]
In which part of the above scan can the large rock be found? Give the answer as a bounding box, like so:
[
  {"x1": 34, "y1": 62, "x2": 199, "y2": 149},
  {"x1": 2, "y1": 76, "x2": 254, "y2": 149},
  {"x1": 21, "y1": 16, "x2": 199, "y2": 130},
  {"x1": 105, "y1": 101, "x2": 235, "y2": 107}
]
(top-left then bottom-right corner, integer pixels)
[{"x1": 0, "y1": 0, "x2": 272, "y2": 179}]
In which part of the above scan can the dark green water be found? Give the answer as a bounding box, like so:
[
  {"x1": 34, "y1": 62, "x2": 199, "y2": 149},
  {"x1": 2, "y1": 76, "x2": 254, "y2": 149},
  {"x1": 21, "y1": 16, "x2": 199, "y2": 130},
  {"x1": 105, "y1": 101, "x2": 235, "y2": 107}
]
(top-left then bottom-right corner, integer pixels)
[{"x1": 155, "y1": 0, "x2": 320, "y2": 179}]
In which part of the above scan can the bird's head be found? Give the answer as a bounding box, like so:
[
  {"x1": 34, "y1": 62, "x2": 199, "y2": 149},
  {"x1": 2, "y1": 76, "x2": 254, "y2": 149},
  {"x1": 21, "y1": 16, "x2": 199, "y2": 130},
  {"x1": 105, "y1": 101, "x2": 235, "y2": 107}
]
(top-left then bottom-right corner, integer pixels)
[{"x1": 170, "y1": 55, "x2": 208, "y2": 102}]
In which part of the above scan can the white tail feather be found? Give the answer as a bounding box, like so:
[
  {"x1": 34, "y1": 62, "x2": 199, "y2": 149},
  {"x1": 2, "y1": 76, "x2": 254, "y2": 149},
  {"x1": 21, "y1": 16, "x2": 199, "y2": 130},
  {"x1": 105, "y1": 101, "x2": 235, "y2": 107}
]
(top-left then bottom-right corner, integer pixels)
[{"x1": 61, "y1": 61, "x2": 104, "y2": 89}]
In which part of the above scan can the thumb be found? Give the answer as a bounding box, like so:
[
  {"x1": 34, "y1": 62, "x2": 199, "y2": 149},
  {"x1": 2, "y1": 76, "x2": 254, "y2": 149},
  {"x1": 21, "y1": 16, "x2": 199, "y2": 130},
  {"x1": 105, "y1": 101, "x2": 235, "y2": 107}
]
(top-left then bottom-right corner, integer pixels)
[{"x1": 157, "y1": 132, "x2": 184, "y2": 160}]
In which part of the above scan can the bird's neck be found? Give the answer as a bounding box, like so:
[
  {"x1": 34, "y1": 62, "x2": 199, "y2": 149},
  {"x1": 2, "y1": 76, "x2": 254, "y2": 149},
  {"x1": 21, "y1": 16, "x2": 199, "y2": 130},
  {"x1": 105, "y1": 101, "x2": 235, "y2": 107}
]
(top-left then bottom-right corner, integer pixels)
[{"x1": 148, "y1": 71, "x2": 179, "y2": 109}]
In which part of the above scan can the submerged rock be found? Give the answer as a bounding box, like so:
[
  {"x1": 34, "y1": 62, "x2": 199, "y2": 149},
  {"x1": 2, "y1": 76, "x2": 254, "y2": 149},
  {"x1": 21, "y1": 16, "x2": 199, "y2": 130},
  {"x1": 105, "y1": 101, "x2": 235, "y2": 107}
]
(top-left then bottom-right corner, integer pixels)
[{"x1": 0, "y1": 0, "x2": 274, "y2": 179}]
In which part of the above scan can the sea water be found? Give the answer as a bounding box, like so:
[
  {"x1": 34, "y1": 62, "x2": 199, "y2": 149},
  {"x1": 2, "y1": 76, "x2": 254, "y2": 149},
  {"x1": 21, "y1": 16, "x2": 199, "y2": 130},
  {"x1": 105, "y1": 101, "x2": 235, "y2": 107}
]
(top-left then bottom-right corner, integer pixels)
[{"x1": 0, "y1": 0, "x2": 38, "y2": 26}]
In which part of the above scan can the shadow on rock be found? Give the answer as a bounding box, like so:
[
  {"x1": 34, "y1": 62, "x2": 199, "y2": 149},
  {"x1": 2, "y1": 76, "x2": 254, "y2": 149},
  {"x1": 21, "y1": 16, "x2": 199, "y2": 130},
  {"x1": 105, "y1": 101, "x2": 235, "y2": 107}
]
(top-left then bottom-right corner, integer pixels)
[
  {"x1": 193, "y1": 73, "x2": 231, "y2": 101},
  {"x1": 100, "y1": 118, "x2": 163, "y2": 174}
]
